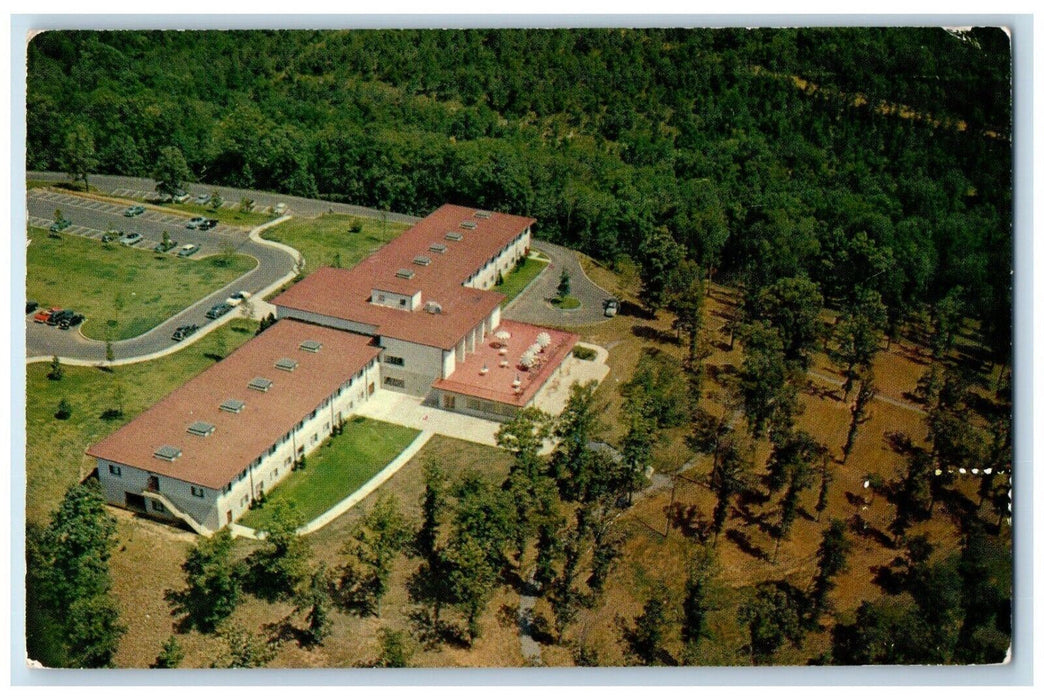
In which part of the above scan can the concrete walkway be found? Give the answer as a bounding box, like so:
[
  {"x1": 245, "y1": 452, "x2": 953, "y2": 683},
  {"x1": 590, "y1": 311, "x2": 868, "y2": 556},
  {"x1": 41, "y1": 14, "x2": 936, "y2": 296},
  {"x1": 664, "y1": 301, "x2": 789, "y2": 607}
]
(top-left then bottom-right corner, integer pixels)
[
  {"x1": 232, "y1": 430, "x2": 434, "y2": 540},
  {"x1": 354, "y1": 390, "x2": 502, "y2": 447}
]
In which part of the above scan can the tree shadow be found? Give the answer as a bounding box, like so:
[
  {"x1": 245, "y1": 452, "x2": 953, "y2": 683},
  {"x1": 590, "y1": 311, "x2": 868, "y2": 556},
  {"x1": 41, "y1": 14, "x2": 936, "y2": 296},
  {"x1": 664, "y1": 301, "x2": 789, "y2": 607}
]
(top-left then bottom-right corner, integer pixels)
[
  {"x1": 405, "y1": 606, "x2": 471, "y2": 651},
  {"x1": 884, "y1": 431, "x2": 915, "y2": 456},
  {"x1": 666, "y1": 502, "x2": 712, "y2": 542},
  {"x1": 262, "y1": 614, "x2": 305, "y2": 648},
  {"x1": 620, "y1": 300, "x2": 654, "y2": 320},
  {"x1": 631, "y1": 324, "x2": 680, "y2": 345},
  {"x1": 706, "y1": 363, "x2": 737, "y2": 383},
  {"x1": 726, "y1": 528, "x2": 770, "y2": 561}
]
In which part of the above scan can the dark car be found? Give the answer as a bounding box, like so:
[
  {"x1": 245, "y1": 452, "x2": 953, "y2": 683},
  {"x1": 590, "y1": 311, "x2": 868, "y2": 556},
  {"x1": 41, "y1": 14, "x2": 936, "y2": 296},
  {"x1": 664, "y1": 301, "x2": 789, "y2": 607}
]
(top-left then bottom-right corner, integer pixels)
[
  {"x1": 171, "y1": 323, "x2": 199, "y2": 341},
  {"x1": 48, "y1": 309, "x2": 74, "y2": 326},
  {"x1": 59, "y1": 313, "x2": 85, "y2": 330},
  {"x1": 26, "y1": 300, "x2": 39, "y2": 314},
  {"x1": 101, "y1": 231, "x2": 119, "y2": 243},
  {"x1": 49, "y1": 217, "x2": 71, "y2": 233},
  {"x1": 154, "y1": 239, "x2": 178, "y2": 253},
  {"x1": 205, "y1": 303, "x2": 233, "y2": 319},
  {"x1": 198, "y1": 218, "x2": 219, "y2": 231}
]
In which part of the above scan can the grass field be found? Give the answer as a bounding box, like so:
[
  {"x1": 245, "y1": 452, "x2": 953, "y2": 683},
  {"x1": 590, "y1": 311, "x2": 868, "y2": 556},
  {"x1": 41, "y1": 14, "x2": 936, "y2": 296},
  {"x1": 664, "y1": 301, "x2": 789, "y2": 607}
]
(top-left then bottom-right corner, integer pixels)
[
  {"x1": 550, "y1": 294, "x2": 581, "y2": 309},
  {"x1": 261, "y1": 213, "x2": 408, "y2": 275},
  {"x1": 24, "y1": 320, "x2": 260, "y2": 526},
  {"x1": 27, "y1": 227, "x2": 255, "y2": 340},
  {"x1": 238, "y1": 417, "x2": 420, "y2": 531},
  {"x1": 493, "y1": 256, "x2": 548, "y2": 302}
]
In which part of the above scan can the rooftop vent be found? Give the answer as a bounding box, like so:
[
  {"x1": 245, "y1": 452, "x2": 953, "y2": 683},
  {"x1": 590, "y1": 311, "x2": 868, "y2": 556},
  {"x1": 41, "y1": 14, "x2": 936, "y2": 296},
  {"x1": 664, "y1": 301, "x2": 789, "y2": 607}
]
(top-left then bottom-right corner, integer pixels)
[
  {"x1": 248, "y1": 377, "x2": 273, "y2": 392},
  {"x1": 220, "y1": 398, "x2": 245, "y2": 414},
  {"x1": 460, "y1": 221, "x2": 477, "y2": 230},
  {"x1": 445, "y1": 232, "x2": 463, "y2": 242},
  {"x1": 429, "y1": 243, "x2": 447, "y2": 254},
  {"x1": 187, "y1": 421, "x2": 216, "y2": 437},
  {"x1": 395, "y1": 268, "x2": 415, "y2": 279},
  {"x1": 474, "y1": 211, "x2": 492, "y2": 219},
  {"x1": 424, "y1": 301, "x2": 443, "y2": 314},
  {"x1": 153, "y1": 445, "x2": 182, "y2": 462},
  {"x1": 412, "y1": 255, "x2": 432, "y2": 266},
  {"x1": 299, "y1": 340, "x2": 322, "y2": 353},
  {"x1": 275, "y1": 357, "x2": 299, "y2": 372}
]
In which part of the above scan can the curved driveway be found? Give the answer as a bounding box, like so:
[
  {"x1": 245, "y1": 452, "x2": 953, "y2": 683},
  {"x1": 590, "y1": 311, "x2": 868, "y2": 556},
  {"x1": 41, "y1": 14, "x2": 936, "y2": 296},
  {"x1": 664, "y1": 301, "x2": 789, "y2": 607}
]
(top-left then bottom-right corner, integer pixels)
[{"x1": 503, "y1": 241, "x2": 613, "y2": 327}]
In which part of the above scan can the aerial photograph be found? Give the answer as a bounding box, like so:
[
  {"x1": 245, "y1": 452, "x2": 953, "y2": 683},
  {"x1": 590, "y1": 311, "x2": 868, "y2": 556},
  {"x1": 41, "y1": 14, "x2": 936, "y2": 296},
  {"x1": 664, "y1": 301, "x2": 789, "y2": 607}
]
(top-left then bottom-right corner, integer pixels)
[{"x1": 22, "y1": 27, "x2": 1013, "y2": 670}]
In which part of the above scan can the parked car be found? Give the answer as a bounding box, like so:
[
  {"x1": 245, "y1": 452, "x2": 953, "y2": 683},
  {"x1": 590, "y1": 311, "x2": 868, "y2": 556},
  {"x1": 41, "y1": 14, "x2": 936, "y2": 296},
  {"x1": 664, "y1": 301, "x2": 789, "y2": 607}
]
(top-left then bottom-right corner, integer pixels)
[
  {"x1": 194, "y1": 193, "x2": 211, "y2": 205},
  {"x1": 59, "y1": 313, "x2": 85, "y2": 330},
  {"x1": 49, "y1": 217, "x2": 71, "y2": 233},
  {"x1": 119, "y1": 232, "x2": 143, "y2": 246},
  {"x1": 154, "y1": 239, "x2": 178, "y2": 253},
  {"x1": 26, "y1": 300, "x2": 39, "y2": 314},
  {"x1": 33, "y1": 306, "x2": 61, "y2": 323},
  {"x1": 101, "y1": 231, "x2": 119, "y2": 243},
  {"x1": 124, "y1": 205, "x2": 146, "y2": 217},
  {"x1": 273, "y1": 202, "x2": 287, "y2": 215},
  {"x1": 177, "y1": 243, "x2": 199, "y2": 257},
  {"x1": 172, "y1": 190, "x2": 191, "y2": 204},
  {"x1": 48, "y1": 309, "x2": 75, "y2": 326},
  {"x1": 186, "y1": 216, "x2": 207, "y2": 229},
  {"x1": 603, "y1": 298, "x2": 620, "y2": 318},
  {"x1": 171, "y1": 323, "x2": 199, "y2": 341},
  {"x1": 205, "y1": 302, "x2": 233, "y2": 319},
  {"x1": 198, "y1": 218, "x2": 219, "y2": 231},
  {"x1": 225, "y1": 291, "x2": 252, "y2": 307}
]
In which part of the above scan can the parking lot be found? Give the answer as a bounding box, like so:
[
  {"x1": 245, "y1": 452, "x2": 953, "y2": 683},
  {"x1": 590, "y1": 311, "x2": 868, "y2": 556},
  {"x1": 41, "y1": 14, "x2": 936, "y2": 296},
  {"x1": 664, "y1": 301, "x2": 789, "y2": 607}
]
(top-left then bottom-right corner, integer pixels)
[{"x1": 28, "y1": 189, "x2": 244, "y2": 257}]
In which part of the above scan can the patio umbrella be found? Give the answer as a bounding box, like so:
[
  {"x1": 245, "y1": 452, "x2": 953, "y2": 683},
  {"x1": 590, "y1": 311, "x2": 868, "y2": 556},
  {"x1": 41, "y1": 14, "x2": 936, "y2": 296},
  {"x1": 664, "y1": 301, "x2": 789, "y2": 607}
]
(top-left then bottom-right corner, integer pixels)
[
  {"x1": 536, "y1": 331, "x2": 551, "y2": 348},
  {"x1": 495, "y1": 329, "x2": 511, "y2": 341}
]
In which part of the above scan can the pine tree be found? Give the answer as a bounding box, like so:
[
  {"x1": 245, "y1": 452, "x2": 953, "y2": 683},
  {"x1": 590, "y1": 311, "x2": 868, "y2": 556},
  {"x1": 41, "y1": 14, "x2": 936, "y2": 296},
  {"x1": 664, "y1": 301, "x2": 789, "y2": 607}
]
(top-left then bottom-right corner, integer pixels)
[
  {"x1": 152, "y1": 635, "x2": 185, "y2": 668},
  {"x1": 810, "y1": 519, "x2": 851, "y2": 618}
]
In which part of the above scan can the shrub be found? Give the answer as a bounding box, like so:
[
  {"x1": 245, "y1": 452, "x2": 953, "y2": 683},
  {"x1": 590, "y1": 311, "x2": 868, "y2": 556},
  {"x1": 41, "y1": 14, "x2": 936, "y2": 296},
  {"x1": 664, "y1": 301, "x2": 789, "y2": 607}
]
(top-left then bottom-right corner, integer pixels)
[{"x1": 573, "y1": 346, "x2": 596, "y2": 361}]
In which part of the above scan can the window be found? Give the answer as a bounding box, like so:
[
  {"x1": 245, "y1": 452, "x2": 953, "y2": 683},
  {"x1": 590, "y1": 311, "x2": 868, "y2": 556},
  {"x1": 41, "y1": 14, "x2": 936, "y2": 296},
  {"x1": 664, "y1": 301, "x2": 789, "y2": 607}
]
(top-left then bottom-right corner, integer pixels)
[
  {"x1": 311, "y1": 434, "x2": 318, "y2": 444},
  {"x1": 191, "y1": 486, "x2": 205, "y2": 498},
  {"x1": 384, "y1": 377, "x2": 405, "y2": 388},
  {"x1": 108, "y1": 464, "x2": 122, "y2": 477},
  {"x1": 272, "y1": 469, "x2": 278, "y2": 480},
  {"x1": 152, "y1": 500, "x2": 166, "y2": 513},
  {"x1": 285, "y1": 456, "x2": 292, "y2": 466},
  {"x1": 467, "y1": 398, "x2": 481, "y2": 411},
  {"x1": 399, "y1": 298, "x2": 407, "y2": 306},
  {"x1": 384, "y1": 355, "x2": 405, "y2": 367}
]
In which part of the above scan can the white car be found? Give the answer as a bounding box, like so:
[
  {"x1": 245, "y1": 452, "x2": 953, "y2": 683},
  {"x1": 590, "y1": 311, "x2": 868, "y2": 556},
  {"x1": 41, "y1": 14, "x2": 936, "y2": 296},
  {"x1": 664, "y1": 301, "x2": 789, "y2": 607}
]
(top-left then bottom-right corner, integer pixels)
[
  {"x1": 186, "y1": 216, "x2": 207, "y2": 229},
  {"x1": 225, "y1": 290, "x2": 252, "y2": 307},
  {"x1": 273, "y1": 203, "x2": 287, "y2": 215}
]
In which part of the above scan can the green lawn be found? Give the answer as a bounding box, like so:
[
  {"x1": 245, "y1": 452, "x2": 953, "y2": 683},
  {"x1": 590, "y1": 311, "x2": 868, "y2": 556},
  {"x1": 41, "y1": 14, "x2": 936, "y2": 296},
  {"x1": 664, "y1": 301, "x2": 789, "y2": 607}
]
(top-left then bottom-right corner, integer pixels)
[
  {"x1": 551, "y1": 295, "x2": 581, "y2": 309},
  {"x1": 493, "y1": 256, "x2": 549, "y2": 302},
  {"x1": 24, "y1": 320, "x2": 260, "y2": 525},
  {"x1": 238, "y1": 417, "x2": 420, "y2": 531},
  {"x1": 261, "y1": 212, "x2": 409, "y2": 275},
  {"x1": 27, "y1": 227, "x2": 256, "y2": 340}
]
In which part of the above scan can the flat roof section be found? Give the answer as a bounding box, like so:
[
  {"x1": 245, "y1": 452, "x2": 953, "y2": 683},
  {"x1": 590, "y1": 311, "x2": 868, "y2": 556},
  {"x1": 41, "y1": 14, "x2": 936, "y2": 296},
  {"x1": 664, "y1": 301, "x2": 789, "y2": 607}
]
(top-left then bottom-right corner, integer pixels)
[
  {"x1": 87, "y1": 320, "x2": 380, "y2": 490},
  {"x1": 432, "y1": 320, "x2": 578, "y2": 407}
]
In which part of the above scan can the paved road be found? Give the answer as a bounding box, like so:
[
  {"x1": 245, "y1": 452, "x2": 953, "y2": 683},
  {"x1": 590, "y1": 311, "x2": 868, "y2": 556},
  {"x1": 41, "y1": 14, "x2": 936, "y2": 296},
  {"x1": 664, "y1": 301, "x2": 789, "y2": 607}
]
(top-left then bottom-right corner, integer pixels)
[
  {"x1": 28, "y1": 171, "x2": 423, "y2": 225},
  {"x1": 503, "y1": 240, "x2": 614, "y2": 327},
  {"x1": 26, "y1": 188, "x2": 299, "y2": 362}
]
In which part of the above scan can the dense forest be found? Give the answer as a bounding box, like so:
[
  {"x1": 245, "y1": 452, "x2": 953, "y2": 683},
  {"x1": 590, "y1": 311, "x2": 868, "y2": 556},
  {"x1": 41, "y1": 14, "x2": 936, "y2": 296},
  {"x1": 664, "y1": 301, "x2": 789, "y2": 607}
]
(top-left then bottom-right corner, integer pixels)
[{"x1": 27, "y1": 27, "x2": 1012, "y2": 362}]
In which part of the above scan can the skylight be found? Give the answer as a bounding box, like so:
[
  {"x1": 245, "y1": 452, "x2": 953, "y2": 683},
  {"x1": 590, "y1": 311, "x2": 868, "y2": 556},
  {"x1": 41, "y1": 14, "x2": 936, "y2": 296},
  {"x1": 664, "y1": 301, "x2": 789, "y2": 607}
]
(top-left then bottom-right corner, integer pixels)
[
  {"x1": 474, "y1": 211, "x2": 492, "y2": 219},
  {"x1": 429, "y1": 243, "x2": 447, "y2": 254},
  {"x1": 299, "y1": 340, "x2": 322, "y2": 353},
  {"x1": 187, "y1": 421, "x2": 216, "y2": 437},
  {"x1": 275, "y1": 357, "x2": 298, "y2": 372},
  {"x1": 220, "y1": 399, "x2": 245, "y2": 413},
  {"x1": 248, "y1": 377, "x2": 273, "y2": 392},
  {"x1": 412, "y1": 255, "x2": 432, "y2": 266},
  {"x1": 445, "y1": 232, "x2": 463, "y2": 241},
  {"x1": 460, "y1": 221, "x2": 477, "y2": 229},
  {"x1": 395, "y1": 268, "x2": 415, "y2": 279},
  {"x1": 153, "y1": 445, "x2": 182, "y2": 462}
]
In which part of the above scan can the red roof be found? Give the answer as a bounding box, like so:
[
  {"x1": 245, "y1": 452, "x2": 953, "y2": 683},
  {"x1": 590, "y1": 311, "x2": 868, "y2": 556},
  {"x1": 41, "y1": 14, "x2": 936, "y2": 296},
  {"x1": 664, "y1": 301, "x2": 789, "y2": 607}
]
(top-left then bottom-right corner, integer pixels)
[
  {"x1": 432, "y1": 320, "x2": 578, "y2": 407},
  {"x1": 87, "y1": 320, "x2": 380, "y2": 490},
  {"x1": 272, "y1": 204, "x2": 535, "y2": 349}
]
